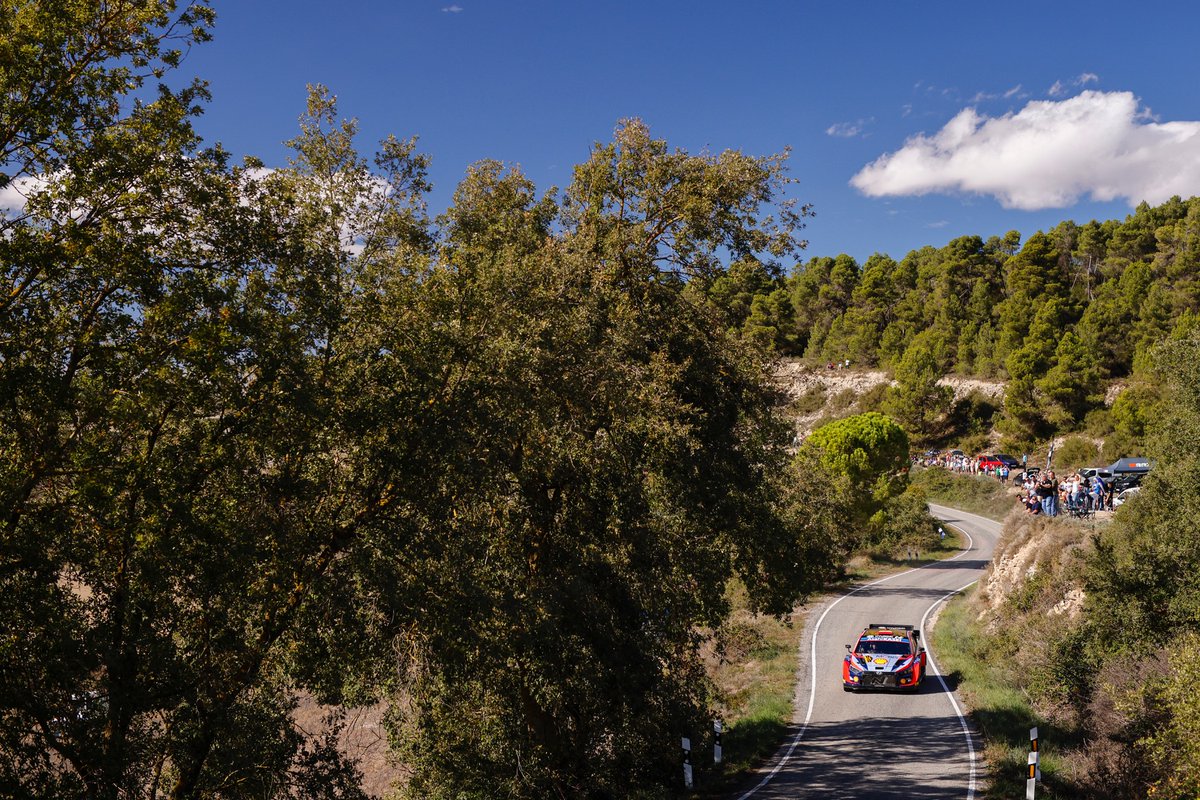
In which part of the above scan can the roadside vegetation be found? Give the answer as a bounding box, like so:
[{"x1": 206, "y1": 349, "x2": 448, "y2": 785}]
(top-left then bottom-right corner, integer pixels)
[
  {"x1": 909, "y1": 468, "x2": 1017, "y2": 521},
  {"x1": 701, "y1": 508, "x2": 965, "y2": 794},
  {"x1": 927, "y1": 331, "x2": 1200, "y2": 799}
]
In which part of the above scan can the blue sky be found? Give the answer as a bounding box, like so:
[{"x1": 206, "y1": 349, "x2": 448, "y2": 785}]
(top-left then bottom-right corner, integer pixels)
[{"x1": 185, "y1": 1, "x2": 1200, "y2": 264}]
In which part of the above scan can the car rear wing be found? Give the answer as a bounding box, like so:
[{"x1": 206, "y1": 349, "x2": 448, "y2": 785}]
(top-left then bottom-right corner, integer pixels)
[{"x1": 868, "y1": 623, "x2": 919, "y2": 638}]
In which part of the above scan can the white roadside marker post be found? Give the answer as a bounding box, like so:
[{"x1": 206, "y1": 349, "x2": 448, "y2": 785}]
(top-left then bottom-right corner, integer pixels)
[
  {"x1": 682, "y1": 737, "x2": 693, "y2": 789},
  {"x1": 713, "y1": 720, "x2": 724, "y2": 765},
  {"x1": 1030, "y1": 726, "x2": 1040, "y2": 781},
  {"x1": 1026, "y1": 751, "x2": 1037, "y2": 799}
]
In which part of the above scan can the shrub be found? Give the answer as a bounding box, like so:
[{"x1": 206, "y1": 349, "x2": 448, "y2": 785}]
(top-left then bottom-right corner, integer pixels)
[
  {"x1": 855, "y1": 381, "x2": 889, "y2": 412},
  {"x1": 1100, "y1": 430, "x2": 1139, "y2": 463},
  {"x1": 789, "y1": 384, "x2": 827, "y2": 415},
  {"x1": 1053, "y1": 436, "x2": 1099, "y2": 470},
  {"x1": 828, "y1": 387, "x2": 858, "y2": 412},
  {"x1": 956, "y1": 432, "x2": 990, "y2": 456},
  {"x1": 949, "y1": 389, "x2": 1000, "y2": 435},
  {"x1": 1083, "y1": 407, "x2": 1113, "y2": 438}
]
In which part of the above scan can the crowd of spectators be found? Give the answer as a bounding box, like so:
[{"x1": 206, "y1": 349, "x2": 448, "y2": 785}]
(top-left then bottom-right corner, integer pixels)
[
  {"x1": 914, "y1": 450, "x2": 1017, "y2": 477},
  {"x1": 915, "y1": 449, "x2": 1122, "y2": 517},
  {"x1": 1015, "y1": 470, "x2": 1112, "y2": 517}
]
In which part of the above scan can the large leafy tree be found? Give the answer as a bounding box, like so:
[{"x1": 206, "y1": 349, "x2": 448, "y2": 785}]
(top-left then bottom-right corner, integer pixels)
[
  {"x1": 0, "y1": 5, "x2": 434, "y2": 789},
  {"x1": 387, "y1": 121, "x2": 817, "y2": 799}
]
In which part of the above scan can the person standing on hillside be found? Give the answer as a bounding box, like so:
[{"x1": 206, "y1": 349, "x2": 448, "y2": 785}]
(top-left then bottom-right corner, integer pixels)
[
  {"x1": 1091, "y1": 474, "x2": 1106, "y2": 511},
  {"x1": 1038, "y1": 471, "x2": 1058, "y2": 517},
  {"x1": 1094, "y1": 474, "x2": 1108, "y2": 513}
]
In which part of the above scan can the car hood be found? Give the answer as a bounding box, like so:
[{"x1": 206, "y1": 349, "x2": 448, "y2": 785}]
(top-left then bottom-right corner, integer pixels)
[{"x1": 850, "y1": 652, "x2": 915, "y2": 672}]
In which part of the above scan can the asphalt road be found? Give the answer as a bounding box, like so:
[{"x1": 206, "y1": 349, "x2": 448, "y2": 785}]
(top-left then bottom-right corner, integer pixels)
[{"x1": 730, "y1": 504, "x2": 1002, "y2": 800}]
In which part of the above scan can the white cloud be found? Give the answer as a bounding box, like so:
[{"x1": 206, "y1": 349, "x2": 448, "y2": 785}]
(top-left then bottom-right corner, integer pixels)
[
  {"x1": 927, "y1": 220, "x2": 950, "y2": 228},
  {"x1": 0, "y1": 174, "x2": 49, "y2": 215},
  {"x1": 827, "y1": 122, "x2": 862, "y2": 138},
  {"x1": 969, "y1": 84, "x2": 1024, "y2": 104},
  {"x1": 442, "y1": 4, "x2": 463, "y2": 12},
  {"x1": 849, "y1": 90, "x2": 1200, "y2": 210},
  {"x1": 1049, "y1": 73, "x2": 1099, "y2": 97},
  {"x1": 827, "y1": 118, "x2": 874, "y2": 139}
]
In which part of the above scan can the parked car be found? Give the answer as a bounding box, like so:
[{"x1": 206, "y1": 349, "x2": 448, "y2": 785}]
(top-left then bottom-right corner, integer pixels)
[
  {"x1": 977, "y1": 455, "x2": 1003, "y2": 470},
  {"x1": 1080, "y1": 467, "x2": 1114, "y2": 481},
  {"x1": 1111, "y1": 472, "x2": 1145, "y2": 493},
  {"x1": 1113, "y1": 486, "x2": 1142, "y2": 507},
  {"x1": 994, "y1": 453, "x2": 1021, "y2": 469}
]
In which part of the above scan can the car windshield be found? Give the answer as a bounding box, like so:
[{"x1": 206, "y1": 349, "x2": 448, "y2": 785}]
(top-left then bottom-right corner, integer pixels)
[{"x1": 857, "y1": 639, "x2": 911, "y2": 655}]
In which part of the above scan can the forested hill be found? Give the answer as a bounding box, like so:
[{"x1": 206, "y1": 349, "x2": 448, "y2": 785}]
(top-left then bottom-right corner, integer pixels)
[{"x1": 704, "y1": 196, "x2": 1200, "y2": 445}]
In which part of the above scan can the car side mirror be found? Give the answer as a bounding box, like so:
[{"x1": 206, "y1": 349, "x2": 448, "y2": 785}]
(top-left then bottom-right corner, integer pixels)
[{"x1": 844, "y1": 644, "x2": 851, "y2": 651}]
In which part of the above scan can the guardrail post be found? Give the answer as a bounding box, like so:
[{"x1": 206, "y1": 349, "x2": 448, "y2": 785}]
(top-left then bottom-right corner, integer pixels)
[{"x1": 682, "y1": 736, "x2": 693, "y2": 789}]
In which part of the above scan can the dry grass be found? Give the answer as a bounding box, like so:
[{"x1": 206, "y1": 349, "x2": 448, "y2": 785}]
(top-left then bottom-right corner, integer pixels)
[
  {"x1": 292, "y1": 693, "x2": 407, "y2": 798},
  {"x1": 701, "y1": 581, "x2": 808, "y2": 786}
]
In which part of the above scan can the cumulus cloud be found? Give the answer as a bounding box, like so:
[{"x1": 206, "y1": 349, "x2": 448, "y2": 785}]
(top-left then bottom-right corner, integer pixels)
[{"x1": 850, "y1": 90, "x2": 1200, "y2": 210}]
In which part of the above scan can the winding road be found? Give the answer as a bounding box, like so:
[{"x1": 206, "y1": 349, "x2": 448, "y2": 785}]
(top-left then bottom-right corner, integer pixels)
[{"x1": 731, "y1": 504, "x2": 1002, "y2": 799}]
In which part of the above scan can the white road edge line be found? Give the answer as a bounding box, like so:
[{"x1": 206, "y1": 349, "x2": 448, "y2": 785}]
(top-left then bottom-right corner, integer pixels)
[
  {"x1": 735, "y1": 525, "x2": 977, "y2": 800},
  {"x1": 920, "y1": 578, "x2": 981, "y2": 800}
]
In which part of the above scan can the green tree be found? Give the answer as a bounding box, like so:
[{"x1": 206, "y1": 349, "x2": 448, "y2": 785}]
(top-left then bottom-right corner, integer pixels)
[
  {"x1": 1035, "y1": 330, "x2": 1101, "y2": 427},
  {"x1": 884, "y1": 331, "x2": 954, "y2": 444},
  {"x1": 0, "y1": 59, "x2": 432, "y2": 798},
  {"x1": 388, "y1": 120, "x2": 818, "y2": 799},
  {"x1": 706, "y1": 257, "x2": 777, "y2": 328},
  {"x1": 1000, "y1": 298, "x2": 1068, "y2": 441},
  {"x1": 745, "y1": 286, "x2": 799, "y2": 352},
  {"x1": 995, "y1": 232, "x2": 1065, "y2": 367},
  {"x1": 1086, "y1": 331, "x2": 1200, "y2": 652},
  {"x1": 801, "y1": 412, "x2": 909, "y2": 532}
]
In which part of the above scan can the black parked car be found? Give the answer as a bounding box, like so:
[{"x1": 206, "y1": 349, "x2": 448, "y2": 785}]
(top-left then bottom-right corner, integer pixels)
[
  {"x1": 994, "y1": 453, "x2": 1021, "y2": 469},
  {"x1": 1111, "y1": 472, "x2": 1145, "y2": 493}
]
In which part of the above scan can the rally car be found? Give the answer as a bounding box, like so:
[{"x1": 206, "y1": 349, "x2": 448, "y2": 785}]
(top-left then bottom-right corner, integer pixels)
[{"x1": 842, "y1": 623, "x2": 926, "y2": 691}]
